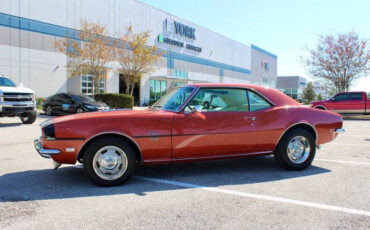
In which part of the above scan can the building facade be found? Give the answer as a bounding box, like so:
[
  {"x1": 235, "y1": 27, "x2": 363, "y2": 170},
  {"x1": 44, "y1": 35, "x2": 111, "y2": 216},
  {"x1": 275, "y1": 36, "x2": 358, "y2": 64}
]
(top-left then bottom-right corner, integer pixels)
[
  {"x1": 0, "y1": 0, "x2": 277, "y2": 105},
  {"x1": 277, "y1": 76, "x2": 307, "y2": 100}
]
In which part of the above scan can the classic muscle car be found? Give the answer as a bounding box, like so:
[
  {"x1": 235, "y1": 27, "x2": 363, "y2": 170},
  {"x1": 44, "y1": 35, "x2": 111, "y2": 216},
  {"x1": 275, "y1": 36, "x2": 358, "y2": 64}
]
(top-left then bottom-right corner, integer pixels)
[{"x1": 34, "y1": 83, "x2": 344, "y2": 186}]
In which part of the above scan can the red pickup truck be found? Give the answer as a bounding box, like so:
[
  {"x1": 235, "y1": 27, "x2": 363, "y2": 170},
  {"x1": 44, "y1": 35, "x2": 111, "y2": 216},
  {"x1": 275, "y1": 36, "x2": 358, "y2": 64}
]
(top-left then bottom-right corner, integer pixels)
[{"x1": 310, "y1": 91, "x2": 370, "y2": 114}]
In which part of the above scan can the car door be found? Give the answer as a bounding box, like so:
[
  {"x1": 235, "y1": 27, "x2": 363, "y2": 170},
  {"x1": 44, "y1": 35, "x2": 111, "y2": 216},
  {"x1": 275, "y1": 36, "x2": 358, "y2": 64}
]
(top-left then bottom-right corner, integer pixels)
[
  {"x1": 172, "y1": 87, "x2": 258, "y2": 159},
  {"x1": 50, "y1": 94, "x2": 64, "y2": 112},
  {"x1": 346, "y1": 93, "x2": 365, "y2": 113},
  {"x1": 328, "y1": 93, "x2": 349, "y2": 112}
]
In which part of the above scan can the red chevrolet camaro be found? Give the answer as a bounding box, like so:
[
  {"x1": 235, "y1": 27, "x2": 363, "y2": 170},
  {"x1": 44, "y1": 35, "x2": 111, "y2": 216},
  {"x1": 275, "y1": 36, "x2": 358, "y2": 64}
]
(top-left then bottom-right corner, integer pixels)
[{"x1": 34, "y1": 83, "x2": 344, "y2": 186}]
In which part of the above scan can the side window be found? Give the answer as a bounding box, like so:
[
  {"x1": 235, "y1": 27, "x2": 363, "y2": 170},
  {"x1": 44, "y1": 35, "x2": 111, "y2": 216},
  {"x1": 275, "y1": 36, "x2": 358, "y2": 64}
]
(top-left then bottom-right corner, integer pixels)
[
  {"x1": 333, "y1": 94, "x2": 348, "y2": 102},
  {"x1": 248, "y1": 91, "x2": 271, "y2": 111},
  {"x1": 350, "y1": 93, "x2": 362, "y2": 100},
  {"x1": 186, "y1": 88, "x2": 249, "y2": 112}
]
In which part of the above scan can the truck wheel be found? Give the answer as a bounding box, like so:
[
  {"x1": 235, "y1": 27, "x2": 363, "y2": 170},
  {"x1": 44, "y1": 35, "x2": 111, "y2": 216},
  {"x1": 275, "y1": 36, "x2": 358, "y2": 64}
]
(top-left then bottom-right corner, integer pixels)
[
  {"x1": 20, "y1": 111, "x2": 37, "y2": 124},
  {"x1": 274, "y1": 128, "x2": 316, "y2": 170},
  {"x1": 83, "y1": 137, "x2": 136, "y2": 186},
  {"x1": 45, "y1": 106, "x2": 53, "y2": 116}
]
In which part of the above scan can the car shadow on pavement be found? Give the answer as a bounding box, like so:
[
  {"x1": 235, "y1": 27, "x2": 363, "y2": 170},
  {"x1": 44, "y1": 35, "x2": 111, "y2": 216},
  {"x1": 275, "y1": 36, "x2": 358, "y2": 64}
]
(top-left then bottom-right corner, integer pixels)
[
  {"x1": 0, "y1": 122, "x2": 22, "y2": 128},
  {"x1": 0, "y1": 156, "x2": 330, "y2": 202}
]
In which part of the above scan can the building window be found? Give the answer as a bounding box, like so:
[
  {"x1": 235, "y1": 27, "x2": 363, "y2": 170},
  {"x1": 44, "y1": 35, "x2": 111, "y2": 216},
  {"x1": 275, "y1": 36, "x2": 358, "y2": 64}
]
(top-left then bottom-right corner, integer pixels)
[
  {"x1": 150, "y1": 79, "x2": 167, "y2": 102},
  {"x1": 81, "y1": 75, "x2": 105, "y2": 95},
  {"x1": 174, "y1": 82, "x2": 187, "y2": 87},
  {"x1": 173, "y1": 69, "x2": 188, "y2": 79}
]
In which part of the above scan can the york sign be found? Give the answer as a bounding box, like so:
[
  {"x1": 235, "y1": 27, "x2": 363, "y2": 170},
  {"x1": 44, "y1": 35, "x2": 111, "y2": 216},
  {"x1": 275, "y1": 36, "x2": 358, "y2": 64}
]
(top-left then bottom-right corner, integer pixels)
[{"x1": 174, "y1": 21, "x2": 196, "y2": 40}]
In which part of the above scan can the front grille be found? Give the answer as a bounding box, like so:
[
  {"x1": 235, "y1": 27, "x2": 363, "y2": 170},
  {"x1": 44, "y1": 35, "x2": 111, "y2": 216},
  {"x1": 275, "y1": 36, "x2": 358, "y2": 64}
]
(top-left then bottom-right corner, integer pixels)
[
  {"x1": 3, "y1": 107, "x2": 33, "y2": 112},
  {"x1": 3, "y1": 93, "x2": 33, "y2": 96},
  {"x1": 3, "y1": 93, "x2": 33, "y2": 102},
  {"x1": 4, "y1": 97, "x2": 32, "y2": 102}
]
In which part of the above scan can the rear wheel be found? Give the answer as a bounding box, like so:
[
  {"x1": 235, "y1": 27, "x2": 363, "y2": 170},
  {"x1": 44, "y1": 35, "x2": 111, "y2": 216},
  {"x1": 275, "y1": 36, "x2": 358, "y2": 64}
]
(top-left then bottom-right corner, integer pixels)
[
  {"x1": 20, "y1": 111, "x2": 37, "y2": 124},
  {"x1": 45, "y1": 105, "x2": 53, "y2": 116},
  {"x1": 274, "y1": 128, "x2": 316, "y2": 170},
  {"x1": 83, "y1": 137, "x2": 136, "y2": 186}
]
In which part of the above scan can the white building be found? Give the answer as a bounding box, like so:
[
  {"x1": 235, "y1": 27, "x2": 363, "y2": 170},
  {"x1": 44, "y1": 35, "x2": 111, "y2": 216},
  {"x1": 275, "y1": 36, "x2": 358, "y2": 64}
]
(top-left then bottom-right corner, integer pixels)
[{"x1": 0, "y1": 0, "x2": 277, "y2": 105}]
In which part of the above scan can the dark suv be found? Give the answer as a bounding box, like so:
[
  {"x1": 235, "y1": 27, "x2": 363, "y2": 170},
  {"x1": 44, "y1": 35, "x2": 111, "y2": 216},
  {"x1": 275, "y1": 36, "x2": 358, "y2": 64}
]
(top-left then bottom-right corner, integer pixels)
[{"x1": 42, "y1": 93, "x2": 109, "y2": 116}]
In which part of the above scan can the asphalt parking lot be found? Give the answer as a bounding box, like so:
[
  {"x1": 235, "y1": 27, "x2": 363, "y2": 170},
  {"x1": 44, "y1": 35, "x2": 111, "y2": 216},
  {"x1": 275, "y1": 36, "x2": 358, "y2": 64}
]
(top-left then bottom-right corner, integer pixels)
[{"x1": 0, "y1": 115, "x2": 369, "y2": 229}]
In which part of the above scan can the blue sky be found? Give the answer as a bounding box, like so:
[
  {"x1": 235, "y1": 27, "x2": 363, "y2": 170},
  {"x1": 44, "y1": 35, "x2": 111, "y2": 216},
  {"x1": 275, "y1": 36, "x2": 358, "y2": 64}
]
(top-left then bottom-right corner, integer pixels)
[{"x1": 140, "y1": 0, "x2": 370, "y2": 91}]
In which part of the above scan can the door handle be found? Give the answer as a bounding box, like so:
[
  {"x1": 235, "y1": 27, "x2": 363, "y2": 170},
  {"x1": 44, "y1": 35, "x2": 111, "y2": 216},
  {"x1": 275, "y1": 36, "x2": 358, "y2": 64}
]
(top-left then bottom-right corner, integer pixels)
[{"x1": 244, "y1": 116, "x2": 256, "y2": 121}]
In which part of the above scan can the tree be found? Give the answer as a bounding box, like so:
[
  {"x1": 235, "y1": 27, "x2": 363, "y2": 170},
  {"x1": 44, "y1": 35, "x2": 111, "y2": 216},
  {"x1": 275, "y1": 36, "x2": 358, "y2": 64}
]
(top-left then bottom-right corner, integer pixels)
[
  {"x1": 317, "y1": 93, "x2": 323, "y2": 100},
  {"x1": 56, "y1": 20, "x2": 116, "y2": 95},
  {"x1": 302, "y1": 82, "x2": 316, "y2": 104},
  {"x1": 302, "y1": 32, "x2": 370, "y2": 93},
  {"x1": 116, "y1": 29, "x2": 163, "y2": 95}
]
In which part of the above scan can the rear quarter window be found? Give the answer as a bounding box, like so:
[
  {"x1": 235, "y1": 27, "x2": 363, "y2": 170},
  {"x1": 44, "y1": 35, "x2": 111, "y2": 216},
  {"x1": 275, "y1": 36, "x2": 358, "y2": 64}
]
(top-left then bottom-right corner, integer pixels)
[{"x1": 248, "y1": 91, "x2": 271, "y2": 111}]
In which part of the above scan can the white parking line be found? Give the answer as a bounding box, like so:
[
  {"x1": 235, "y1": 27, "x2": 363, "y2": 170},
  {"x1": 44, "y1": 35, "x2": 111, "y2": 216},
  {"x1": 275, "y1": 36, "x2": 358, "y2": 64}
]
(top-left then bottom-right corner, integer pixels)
[
  {"x1": 315, "y1": 159, "x2": 370, "y2": 165},
  {"x1": 134, "y1": 175, "x2": 370, "y2": 217},
  {"x1": 327, "y1": 143, "x2": 370, "y2": 147}
]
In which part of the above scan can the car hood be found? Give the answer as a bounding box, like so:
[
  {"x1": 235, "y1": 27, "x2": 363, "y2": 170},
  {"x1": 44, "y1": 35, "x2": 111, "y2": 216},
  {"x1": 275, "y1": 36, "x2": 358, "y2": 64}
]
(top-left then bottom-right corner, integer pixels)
[
  {"x1": 83, "y1": 101, "x2": 108, "y2": 107},
  {"x1": 51, "y1": 108, "x2": 163, "y2": 124},
  {"x1": 310, "y1": 100, "x2": 328, "y2": 104},
  {"x1": 0, "y1": 86, "x2": 35, "y2": 94},
  {"x1": 50, "y1": 108, "x2": 172, "y2": 139}
]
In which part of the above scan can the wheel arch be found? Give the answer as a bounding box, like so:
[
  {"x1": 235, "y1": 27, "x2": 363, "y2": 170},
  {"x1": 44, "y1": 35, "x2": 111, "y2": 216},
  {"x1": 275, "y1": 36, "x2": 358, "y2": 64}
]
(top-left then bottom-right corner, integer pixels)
[
  {"x1": 314, "y1": 105, "x2": 327, "y2": 110},
  {"x1": 77, "y1": 132, "x2": 143, "y2": 165},
  {"x1": 274, "y1": 122, "x2": 318, "y2": 152}
]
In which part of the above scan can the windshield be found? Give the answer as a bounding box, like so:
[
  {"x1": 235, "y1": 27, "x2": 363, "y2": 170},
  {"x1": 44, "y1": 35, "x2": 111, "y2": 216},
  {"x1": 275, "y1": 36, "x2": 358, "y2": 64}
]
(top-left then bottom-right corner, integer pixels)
[
  {"x1": 0, "y1": 77, "x2": 16, "y2": 87},
  {"x1": 71, "y1": 94, "x2": 96, "y2": 103},
  {"x1": 152, "y1": 87, "x2": 195, "y2": 111}
]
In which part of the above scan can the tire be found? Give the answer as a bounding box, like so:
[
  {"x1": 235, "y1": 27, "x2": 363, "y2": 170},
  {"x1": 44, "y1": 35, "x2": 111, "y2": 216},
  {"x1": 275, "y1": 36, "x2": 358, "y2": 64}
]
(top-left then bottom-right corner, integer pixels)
[
  {"x1": 76, "y1": 107, "x2": 84, "y2": 114},
  {"x1": 45, "y1": 105, "x2": 53, "y2": 116},
  {"x1": 274, "y1": 128, "x2": 316, "y2": 170},
  {"x1": 83, "y1": 137, "x2": 136, "y2": 186},
  {"x1": 20, "y1": 111, "x2": 37, "y2": 124}
]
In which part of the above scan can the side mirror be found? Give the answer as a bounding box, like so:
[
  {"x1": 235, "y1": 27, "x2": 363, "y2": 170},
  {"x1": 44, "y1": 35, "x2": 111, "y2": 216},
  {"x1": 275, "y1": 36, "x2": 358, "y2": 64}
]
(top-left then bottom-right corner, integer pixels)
[
  {"x1": 194, "y1": 105, "x2": 202, "y2": 113},
  {"x1": 19, "y1": 82, "x2": 24, "y2": 88},
  {"x1": 330, "y1": 98, "x2": 335, "y2": 102}
]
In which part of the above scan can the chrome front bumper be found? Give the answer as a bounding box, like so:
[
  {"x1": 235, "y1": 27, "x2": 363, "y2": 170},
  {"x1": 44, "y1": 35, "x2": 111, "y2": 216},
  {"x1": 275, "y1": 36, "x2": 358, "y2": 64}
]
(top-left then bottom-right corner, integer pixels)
[{"x1": 34, "y1": 137, "x2": 61, "y2": 158}]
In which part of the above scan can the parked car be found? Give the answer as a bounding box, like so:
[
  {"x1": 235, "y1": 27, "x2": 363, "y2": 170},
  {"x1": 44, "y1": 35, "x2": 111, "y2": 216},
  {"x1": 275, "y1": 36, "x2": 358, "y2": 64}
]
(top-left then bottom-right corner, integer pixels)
[
  {"x1": 42, "y1": 93, "x2": 109, "y2": 116},
  {"x1": 0, "y1": 76, "x2": 37, "y2": 124},
  {"x1": 34, "y1": 83, "x2": 344, "y2": 186},
  {"x1": 310, "y1": 91, "x2": 369, "y2": 114}
]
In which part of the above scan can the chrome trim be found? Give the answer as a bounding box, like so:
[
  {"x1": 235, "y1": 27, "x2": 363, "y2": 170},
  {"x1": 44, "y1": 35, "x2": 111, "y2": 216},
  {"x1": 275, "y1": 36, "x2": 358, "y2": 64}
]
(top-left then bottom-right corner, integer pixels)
[
  {"x1": 145, "y1": 151, "x2": 273, "y2": 163},
  {"x1": 34, "y1": 137, "x2": 61, "y2": 158},
  {"x1": 334, "y1": 128, "x2": 345, "y2": 133},
  {"x1": 179, "y1": 86, "x2": 275, "y2": 113},
  {"x1": 76, "y1": 132, "x2": 143, "y2": 162},
  {"x1": 274, "y1": 122, "x2": 318, "y2": 148},
  {"x1": 0, "y1": 101, "x2": 36, "y2": 107}
]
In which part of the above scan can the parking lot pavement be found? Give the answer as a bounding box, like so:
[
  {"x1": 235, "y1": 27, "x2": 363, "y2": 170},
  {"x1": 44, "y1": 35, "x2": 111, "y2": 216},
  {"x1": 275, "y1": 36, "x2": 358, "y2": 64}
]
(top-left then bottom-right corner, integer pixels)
[{"x1": 0, "y1": 116, "x2": 369, "y2": 229}]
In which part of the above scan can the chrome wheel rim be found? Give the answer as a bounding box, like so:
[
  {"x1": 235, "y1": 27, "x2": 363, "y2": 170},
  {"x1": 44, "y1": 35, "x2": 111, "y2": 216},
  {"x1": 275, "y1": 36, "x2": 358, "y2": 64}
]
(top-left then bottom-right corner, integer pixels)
[
  {"x1": 77, "y1": 108, "x2": 84, "y2": 113},
  {"x1": 92, "y1": 146, "x2": 128, "y2": 180},
  {"x1": 21, "y1": 114, "x2": 29, "y2": 122},
  {"x1": 287, "y1": 136, "x2": 310, "y2": 164},
  {"x1": 46, "y1": 106, "x2": 52, "y2": 116}
]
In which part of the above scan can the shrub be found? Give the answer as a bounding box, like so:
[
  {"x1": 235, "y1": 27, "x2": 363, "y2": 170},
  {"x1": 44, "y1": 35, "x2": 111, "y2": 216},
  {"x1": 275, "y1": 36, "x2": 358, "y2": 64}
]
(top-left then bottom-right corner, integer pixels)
[
  {"x1": 94, "y1": 93, "x2": 134, "y2": 109},
  {"x1": 36, "y1": 97, "x2": 44, "y2": 110}
]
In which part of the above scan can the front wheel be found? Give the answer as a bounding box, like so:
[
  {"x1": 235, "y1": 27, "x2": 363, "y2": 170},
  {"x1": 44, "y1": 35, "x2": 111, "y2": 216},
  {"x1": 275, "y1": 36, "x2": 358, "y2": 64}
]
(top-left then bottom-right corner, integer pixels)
[
  {"x1": 274, "y1": 128, "x2": 316, "y2": 170},
  {"x1": 83, "y1": 137, "x2": 136, "y2": 186},
  {"x1": 20, "y1": 111, "x2": 37, "y2": 124},
  {"x1": 76, "y1": 107, "x2": 84, "y2": 114}
]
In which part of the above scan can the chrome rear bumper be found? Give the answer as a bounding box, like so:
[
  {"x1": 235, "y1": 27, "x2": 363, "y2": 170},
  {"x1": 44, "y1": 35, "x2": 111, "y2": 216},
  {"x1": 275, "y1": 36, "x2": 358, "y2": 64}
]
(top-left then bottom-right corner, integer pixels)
[
  {"x1": 34, "y1": 137, "x2": 60, "y2": 158},
  {"x1": 330, "y1": 128, "x2": 345, "y2": 133}
]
